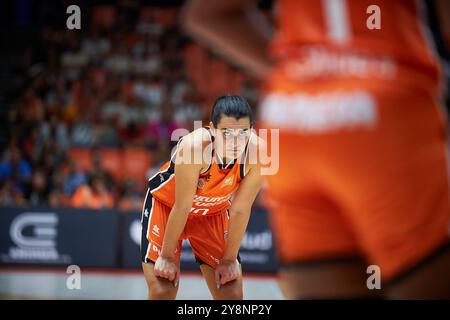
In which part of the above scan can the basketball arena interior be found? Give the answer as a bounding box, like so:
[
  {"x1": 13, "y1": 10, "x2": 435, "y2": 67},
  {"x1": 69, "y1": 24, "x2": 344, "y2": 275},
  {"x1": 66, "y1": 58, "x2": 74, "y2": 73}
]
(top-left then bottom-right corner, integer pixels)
[{"x1": 0, "y1": 0, "x2": 449, "y2": 301}]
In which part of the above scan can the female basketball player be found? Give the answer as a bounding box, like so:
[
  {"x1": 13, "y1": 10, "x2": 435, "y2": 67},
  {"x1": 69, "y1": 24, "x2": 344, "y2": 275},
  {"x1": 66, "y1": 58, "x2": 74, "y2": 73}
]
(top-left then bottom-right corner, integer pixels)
[
  {"x1": 141, "y1": 95, "x2": 265, "y2": 300},
  {"x1": 182, "y1": 0, "x2": 450, "y2": 299}
]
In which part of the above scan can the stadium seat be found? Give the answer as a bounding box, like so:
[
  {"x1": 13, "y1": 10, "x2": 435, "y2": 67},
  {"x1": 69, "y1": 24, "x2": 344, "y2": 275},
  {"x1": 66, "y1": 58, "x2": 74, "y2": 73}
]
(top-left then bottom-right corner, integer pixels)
[
  {"x1": 99, "y1": 148, "x2": 122, "y2": 181},
  {"x1": 91, "y1": 5, "x2": 116, "y2": 29},
  {"x1": 68, "y1": 148, "x2": 93, "y2": 172},
  {"x1": 122, "y1": 148, "x2": 153, "y2": 188}
]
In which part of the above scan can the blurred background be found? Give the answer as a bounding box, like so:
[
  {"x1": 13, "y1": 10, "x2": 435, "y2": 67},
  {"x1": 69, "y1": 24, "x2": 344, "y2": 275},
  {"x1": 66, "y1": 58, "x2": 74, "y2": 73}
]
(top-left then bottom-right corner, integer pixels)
[
  {"x1": 0, "y1": 0, "x2": 281, "y2": 299},
  {"x1": 0, "y1": 0, "x2": 269, "y2": 210},
  {"x1": 1, "y1": 0, "x2": 449, "y2": 300}
]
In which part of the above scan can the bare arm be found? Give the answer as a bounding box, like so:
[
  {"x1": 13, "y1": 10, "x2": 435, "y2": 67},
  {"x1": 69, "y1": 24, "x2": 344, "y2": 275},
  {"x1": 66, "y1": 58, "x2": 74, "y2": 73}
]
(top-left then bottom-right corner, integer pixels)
[
  {"x1": 160, "y1": 138, "x2": 203, "y2": 259},
  {"x1": 223, "y1": 137, "x2": 266, "y2": 261},
  {"x1": 223, "y1": 163, "x2": 264, "y2": 261},
  {"x1": 214, "y1": 137, "x2": 265, "y2": 286},
  {"x1": 181, "y1": 0, "x2": 273, "y2": 79}
]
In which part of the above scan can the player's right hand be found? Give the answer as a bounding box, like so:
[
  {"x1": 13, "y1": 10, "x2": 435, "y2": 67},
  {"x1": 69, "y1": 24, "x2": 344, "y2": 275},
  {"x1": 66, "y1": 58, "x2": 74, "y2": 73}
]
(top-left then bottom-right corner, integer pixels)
[{"x1": 154, "y1": 256, "x2": 180, "y2": 287}]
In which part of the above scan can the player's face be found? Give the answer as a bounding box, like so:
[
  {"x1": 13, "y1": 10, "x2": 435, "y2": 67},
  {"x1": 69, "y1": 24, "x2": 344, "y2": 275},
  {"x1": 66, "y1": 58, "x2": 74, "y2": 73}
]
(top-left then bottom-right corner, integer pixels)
[{"x1": 211, "y1": 116, "x2": 252, "y2": 160}]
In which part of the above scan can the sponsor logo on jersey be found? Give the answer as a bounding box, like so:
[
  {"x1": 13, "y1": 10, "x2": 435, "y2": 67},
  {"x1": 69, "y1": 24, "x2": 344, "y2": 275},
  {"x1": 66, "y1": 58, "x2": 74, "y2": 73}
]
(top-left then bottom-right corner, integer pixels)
[
  {"x1": 197, "y1": 178, "x2": 205, "y2": 189},
  {"x1": 152, "y1": 224, "x2": 160, "y2": 237},
  {"x1": 221, "y1": 176, "x2": 234, "y2": 188},
  {"x1": 192, "y1": 194, "x2": 234, "y2": 208}
]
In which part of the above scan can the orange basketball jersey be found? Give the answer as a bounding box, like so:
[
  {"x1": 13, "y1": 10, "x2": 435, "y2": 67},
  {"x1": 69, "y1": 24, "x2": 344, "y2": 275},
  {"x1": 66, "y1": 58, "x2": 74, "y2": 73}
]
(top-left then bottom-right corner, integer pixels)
[
  {"x1": 268, "y1": 0, "x2": 443, "y2": 95},
  {"x1": 149, "y1": 127, "x2": 250, "y2": 216}
]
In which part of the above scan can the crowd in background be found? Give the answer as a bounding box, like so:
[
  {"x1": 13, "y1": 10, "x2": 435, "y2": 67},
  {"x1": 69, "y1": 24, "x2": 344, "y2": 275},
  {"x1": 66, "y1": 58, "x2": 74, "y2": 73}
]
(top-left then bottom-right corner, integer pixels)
[{"x1": 0, "y1": 3, "x2": 261, "y2": 212}]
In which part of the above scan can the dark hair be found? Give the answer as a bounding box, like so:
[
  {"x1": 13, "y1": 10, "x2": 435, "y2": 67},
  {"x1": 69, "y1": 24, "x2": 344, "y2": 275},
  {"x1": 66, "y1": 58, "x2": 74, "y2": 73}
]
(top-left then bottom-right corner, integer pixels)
[{"x1": 211, "y1": 94, "x2": 254, "y2": 128}]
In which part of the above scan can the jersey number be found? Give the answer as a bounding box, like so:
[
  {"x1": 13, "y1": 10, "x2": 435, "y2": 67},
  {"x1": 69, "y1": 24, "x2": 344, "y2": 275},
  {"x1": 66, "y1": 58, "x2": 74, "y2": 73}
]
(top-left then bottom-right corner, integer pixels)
[
  {"x1": 322, "y1": 0, "x2": 351, "y2": 43},
  {"x1": 190, "y1": 208, "x2": 210, "y2": 215}
]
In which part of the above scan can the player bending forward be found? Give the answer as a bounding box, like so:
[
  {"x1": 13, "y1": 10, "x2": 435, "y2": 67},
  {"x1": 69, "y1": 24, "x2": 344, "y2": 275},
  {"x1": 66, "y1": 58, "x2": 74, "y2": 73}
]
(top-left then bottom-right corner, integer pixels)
[{"x1": 141, "y1": 95, "x2": 266, "y2": 300}]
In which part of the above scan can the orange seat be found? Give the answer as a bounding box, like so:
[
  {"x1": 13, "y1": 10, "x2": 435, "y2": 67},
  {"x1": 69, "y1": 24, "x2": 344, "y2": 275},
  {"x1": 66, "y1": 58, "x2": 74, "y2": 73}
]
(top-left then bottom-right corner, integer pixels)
[
  {"x1": 91, "y1": 5, "x2": 116, "y2": 28},
  {"x1": 122, "y1": 148, "x2": 153, "y2": 188},
  {"x1": 99, "y1": 148, "x2": 122, "y2": 181},
  {"x1": 68, "y1": 148, "x2": 92, "y2": 172},
  {"x1": 68, "y1": 148, "x2": 153, "y2": 189}
]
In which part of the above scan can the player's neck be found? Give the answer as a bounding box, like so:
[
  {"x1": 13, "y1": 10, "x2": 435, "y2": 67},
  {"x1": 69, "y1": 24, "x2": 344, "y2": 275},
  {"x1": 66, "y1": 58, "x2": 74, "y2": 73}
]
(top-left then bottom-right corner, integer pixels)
[{"x1": 215, "y1": 150, "x2": 236, "y2": 166}]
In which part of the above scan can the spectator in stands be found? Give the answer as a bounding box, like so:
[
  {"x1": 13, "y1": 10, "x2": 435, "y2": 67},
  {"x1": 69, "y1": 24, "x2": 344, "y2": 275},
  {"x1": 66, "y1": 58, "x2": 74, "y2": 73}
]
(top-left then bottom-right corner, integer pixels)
[
  {"x1": 133, "y1": 74, "x2": 165, "y2": 107},
  {"x1": 133, "y1": 46, "x2": 161, "y2": 76},
  {"x1": 81, "y1": 27, "x2": 111, "y2": 63},
  {"x1": 20, "y1": 88, "x2": 45, "y2": 124},
  {"x1": 71, "y1": 113, "x2": 95, "y2": 147},
  {"x1": 21, "y1": 126, "x2": 40, "y2": 161},
  {"x1": 173, "y1": 87, "x2": 204, "y2": 129},
  {"x1": 104, "y1": 38, "x2": 131, "y2": 74},
  {"x1": 0, "y1": 147, "x2": 32, "y2": 192},
  {"x1": 119, "y1": 120, "x2": 147, "y2": 147},
  {"x1": 71, "y1": 173, "x2": 114, "y2": 209},
  {"x1": 60, "y1": 33, "x2": 89, "y2": 82},
  {"x1": 0, "y1": 180, "x2": 27, "y2": 206},
  {"x1": 117, "y1": 179, "x2": 143, "y2": 212},
  {"x1": 3, "y1": 4, "x2": 257, "y2": 212},
  {"x1": 146, "y1": 139, "x2": 171, "y2": 180},
  {"x1": 47, "y1": 163, "x2": 70, "y2": 208},
  {"x1": 63, "y1": 158, "x2": 87, "y2": 196},
  {"x1": 48, "y1": 188, "x2": 70, "y2": 208},
  {"x1": 144, "y1": 100, "x2": 180, "y2": 149},
  {"x1": 23, "y1": 167, "x2": 50, "y2": 206},
  {"x1": 94, "y1": 117, "x2": 121, "y2": 147},
  {"x1": 39, "y1": 114, "x2": 70, "y2": 151},
  {"x1": 90, "y1": 149, "x2": 115, "y2": 188}
]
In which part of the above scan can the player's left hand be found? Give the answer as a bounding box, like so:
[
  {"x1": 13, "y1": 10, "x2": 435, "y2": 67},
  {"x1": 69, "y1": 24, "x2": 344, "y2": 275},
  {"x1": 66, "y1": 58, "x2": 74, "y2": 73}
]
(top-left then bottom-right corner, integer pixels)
[{"x1": 215, "y1": 259, "x2": 241, "y2": 288}]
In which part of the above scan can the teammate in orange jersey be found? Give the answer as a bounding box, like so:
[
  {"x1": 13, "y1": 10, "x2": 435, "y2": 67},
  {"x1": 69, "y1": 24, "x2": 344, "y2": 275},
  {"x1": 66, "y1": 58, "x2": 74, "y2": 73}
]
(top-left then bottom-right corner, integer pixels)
[
  {"x1": 182, "y1": 0, "x2": 450, "y2": 298},
  {"x1": 141, "y1": 95, "x2": 266, "y2": 299}
]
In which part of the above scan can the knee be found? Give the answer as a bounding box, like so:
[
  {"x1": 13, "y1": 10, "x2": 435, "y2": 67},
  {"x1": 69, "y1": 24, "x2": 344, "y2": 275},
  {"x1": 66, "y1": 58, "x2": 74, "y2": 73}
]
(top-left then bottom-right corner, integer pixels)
[
  {"x1": 227, "y1": 289, "x2": 243, "y2": 300},
  {"x1": 148, "y1": 286, "x2": 177, "y2": 300},
  {"x1": 215, "y1": 285, "x2": 243, "y2": 300}
]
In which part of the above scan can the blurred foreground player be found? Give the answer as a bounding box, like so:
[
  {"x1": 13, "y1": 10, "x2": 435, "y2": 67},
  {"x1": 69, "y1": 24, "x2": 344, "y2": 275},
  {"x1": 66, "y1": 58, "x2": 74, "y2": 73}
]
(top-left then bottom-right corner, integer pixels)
[
  {"x1": 141, "y1": 95, "x2": 265, "y2": 299},
  {"x1": 183, "y1": 0, "x2": 450, "y2": 298}
]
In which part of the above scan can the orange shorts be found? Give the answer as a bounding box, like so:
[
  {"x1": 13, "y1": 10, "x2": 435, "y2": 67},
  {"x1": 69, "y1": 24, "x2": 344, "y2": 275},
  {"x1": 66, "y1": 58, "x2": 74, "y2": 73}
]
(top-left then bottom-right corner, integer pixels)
[
  {"x1": 261, "y1": 80, "x2": 450, "y2": 283},
  {"x1": 140, "y1": 190, "x2": 233, "y2": 269}
]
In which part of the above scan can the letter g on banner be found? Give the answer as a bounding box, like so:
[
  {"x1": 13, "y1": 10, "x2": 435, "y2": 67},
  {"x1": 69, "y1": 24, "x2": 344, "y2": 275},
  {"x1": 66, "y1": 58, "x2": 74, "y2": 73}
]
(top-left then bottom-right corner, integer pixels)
[{"x1": 10, "y1": 213, "x2": 58, "y2": 248}]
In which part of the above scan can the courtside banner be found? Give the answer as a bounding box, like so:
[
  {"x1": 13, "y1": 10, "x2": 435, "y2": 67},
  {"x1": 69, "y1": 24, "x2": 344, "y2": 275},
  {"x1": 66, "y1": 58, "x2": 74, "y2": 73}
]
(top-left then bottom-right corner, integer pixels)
[
  {"x1": 238, "y1": 207, "x2": 278, "y2": 273},
  {"x1": 120, "y1": 210, "x2": 145, "y2": 269},
  {"x1": 121, "y1": 207, "x2": 278, "y2": 272},
  {"x1": 0, "y1": 206, "x2": 119, "y2": 268}
]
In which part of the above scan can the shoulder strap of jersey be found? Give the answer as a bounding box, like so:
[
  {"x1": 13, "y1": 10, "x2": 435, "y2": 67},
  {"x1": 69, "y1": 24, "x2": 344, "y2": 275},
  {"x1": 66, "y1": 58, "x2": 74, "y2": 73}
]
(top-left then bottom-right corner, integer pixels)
[
  {"x1": 200, "y1": 126, "x2": 214, "y2": 175},
  {"x1": 170, "y1": 136, "x2": 183, "y2": 164}
]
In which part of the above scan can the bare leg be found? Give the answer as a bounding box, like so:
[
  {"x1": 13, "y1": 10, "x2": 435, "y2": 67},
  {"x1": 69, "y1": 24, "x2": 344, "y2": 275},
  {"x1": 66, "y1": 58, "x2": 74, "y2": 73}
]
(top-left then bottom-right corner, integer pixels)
[
  {"x1": 278, "y1": 258, "x2": 382, "y2": 299},
  {"x1": 386, "y1": 247, "x2": 450, "y2": 299},
  {"x1": 142, "y1": 262, "x2": 179, "y2": 300},
  {"x1": 199, "y1": 263, "x2": 243, "y2": 300}
]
